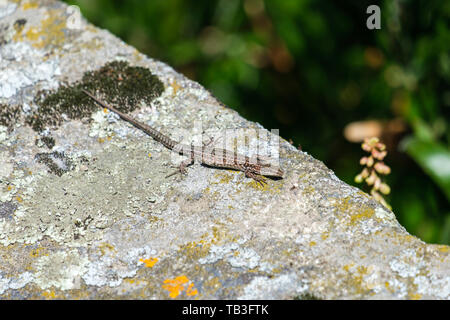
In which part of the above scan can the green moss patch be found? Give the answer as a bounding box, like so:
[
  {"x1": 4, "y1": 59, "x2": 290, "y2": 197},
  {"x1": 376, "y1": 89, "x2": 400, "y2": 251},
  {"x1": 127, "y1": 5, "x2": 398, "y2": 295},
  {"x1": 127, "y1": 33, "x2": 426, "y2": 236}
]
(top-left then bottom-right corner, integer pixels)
[
  {"x1": 35, "y1": 151, "x2": 73, "y2": 176},
  {"x1": 35, "y1": 136, "x2": 55, "y2": 149},
  {"x1": 27, "y1": 60, "x2": 164, "y2": 132},
  {"x1": 293, "y1": 292, "x2": 322, "y2": 300},
  {"x1": 0, "y1": 104, "x2": 22, "y2": 129}
]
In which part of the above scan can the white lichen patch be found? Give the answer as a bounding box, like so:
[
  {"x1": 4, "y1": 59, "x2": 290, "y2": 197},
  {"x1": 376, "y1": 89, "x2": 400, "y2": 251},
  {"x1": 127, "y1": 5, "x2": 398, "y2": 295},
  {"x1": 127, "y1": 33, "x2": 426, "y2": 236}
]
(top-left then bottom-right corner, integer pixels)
[
  {"x1": 7, "y1": 271, "x2": 33, "y2": 290},
  {"x1": 238, "y1": 273, "x2": 301, "y2": 299},
  {"x1": 0, "y1": 274, "x2": 9, "y2": 295},
  {"x1": 389, "y1": 249, "x2": 424, "y2": 278},
  {"x1": 89, "y1": 110, "x2": 113, "y2": 138},
  {"x1": 374, "y1": 207, "x2": 396, "y2": 225},
  {"x1": 199, "y1": 243, "x2": 261, "y2": 270},
  {"x1": 199, "y1": 243, "x2": 238, "y2": 265},
  {"x1": 0, "y1": 186, "x2": 13, "y2": 203},
  {"x1": 385, "y1": 278, "x2": 408, "y2": 298},
  {"x1": 82, "y1": 245, "x2": 155, "y2": 287},
  {"x1": 0, "y1": 126, "x2": 8, "y2": 143},
  {"x1": 0, "y1": 42, "x2": 60, "y2": 100},
  {"x1": 33, "y1": 249, "x2": 89, "y2": 290},
  {"x1": 0, "y1": 2, "x2": 17, "y2": 20},
  {"x1": 0, "y1": 152, "x2": 13, "y2": 178},
  {"x1": 0, "y1": 271, "x2": 33, "y2": 294},
  {"x1": 414, "y1": 274, "x2": 450, "y2": 299},
  {"x1": 228, "y1": 248, "x2": 260, "y2": 269}
]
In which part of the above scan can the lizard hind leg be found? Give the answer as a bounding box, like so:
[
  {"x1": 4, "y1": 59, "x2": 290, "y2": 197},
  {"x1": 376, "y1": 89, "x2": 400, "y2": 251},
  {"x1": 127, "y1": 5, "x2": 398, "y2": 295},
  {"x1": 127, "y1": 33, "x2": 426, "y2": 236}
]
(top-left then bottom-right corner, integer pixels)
[{"x1": 245, "y1": 170, "x2": 267, "y2": 187}]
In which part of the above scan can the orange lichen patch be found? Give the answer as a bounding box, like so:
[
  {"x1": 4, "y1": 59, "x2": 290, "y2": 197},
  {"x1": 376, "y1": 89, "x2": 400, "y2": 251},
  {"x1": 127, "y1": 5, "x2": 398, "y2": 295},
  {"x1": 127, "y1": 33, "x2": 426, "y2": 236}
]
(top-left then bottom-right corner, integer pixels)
[
  {"x1": 22, "y1": 27, "x2": 38, "y2": 42},
  {"x1": 409, "y1": 293, "x2": 422, "y2": 300},
  {"x1": 302, "y1": 185, "x2": 316, "y2": 195},
  {"x1": 41, "y1": 290, "x2": 56, "y2": 299},
  {"x1": 334, "y1": 197, "x2": 375, "y2": 227},
  {"x1": 247, "y1": 179, "x2": 270, "y2": 191},
  {"x1": 15, "y1": 196, "x2": 23, "y2": 203},
  {"x1": 202, "y1": 276, "x2": 222, "y2": 293},
  {"x1": 186, "y1": 282, "x2": 198, "y2": 296},
  {"x1": 123, "y1": 278, "x2": 145, "y2": 286},
  {"x1": 103, "y1": 108, "x2": 109, "y2": 113},
  {"x1": 343, "y1": 263, "x2": 355, "y2": 272},
  {"x1": 340, "y1": 264, "x2": 376, "y2": 296},
  {"x1": 353, "y1": 266, "x2": 371, "y2": 289},
  {"x1": 211, "y1": 225, "x2": 229, "y2": 244},
  {"x1": 132, "y1": 49, "x2": 143, "y2": 61},
  {"x1": 170, "y1": 79, "x2": 182, "y2": 96},
  {"x1": 180, "y1": 239, "x2": 211, "y2": 260},
  {"x1": 385, "y1": 231, "x2": 420, "y2": 246},
  {"x1": 350, "y1": 208, "x2": 375, "y2": 225},
  {"x1": 248, "y1": 177, "x2": 284, "y2": 194},
  {"x1": 140, "y1": 257, "x2": 158, "y2": 268},
  {"x1": 22, "y1": 1, "x2": 39, "y2": 10},
  {"x1": 215, "y1": 172, "x2": 235, "y2": 185},
  {"x1": 6, "y1": 185, "x2": 13, "y2": 191},
  {"x1": 29, "y1": 247, "x2": 48, "y2": 258},
  {"x1": 98, "y1": 242, "x2": 116, "y2": 256},
  {"x1": 162, "y1": 275, "x2": 198, "y2": 298},
  {"x1": 14, "y1": 10, "x2": 67, "y2": 49}
]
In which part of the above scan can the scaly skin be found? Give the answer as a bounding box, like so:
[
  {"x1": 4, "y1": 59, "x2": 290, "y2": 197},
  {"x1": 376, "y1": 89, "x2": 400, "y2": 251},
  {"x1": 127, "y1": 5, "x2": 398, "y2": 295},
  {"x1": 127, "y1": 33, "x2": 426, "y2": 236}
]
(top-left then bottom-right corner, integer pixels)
[{"x1": 83, "y1": 89, "x2": 284, "y2": 185}]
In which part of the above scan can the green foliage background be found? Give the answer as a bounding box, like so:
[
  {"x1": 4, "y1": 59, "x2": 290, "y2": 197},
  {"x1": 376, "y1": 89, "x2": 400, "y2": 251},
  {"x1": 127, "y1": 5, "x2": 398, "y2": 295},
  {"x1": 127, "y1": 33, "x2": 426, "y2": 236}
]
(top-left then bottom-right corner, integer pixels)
[{"x1": 65, "y1": 0, "x2": 450, "y2": 244}]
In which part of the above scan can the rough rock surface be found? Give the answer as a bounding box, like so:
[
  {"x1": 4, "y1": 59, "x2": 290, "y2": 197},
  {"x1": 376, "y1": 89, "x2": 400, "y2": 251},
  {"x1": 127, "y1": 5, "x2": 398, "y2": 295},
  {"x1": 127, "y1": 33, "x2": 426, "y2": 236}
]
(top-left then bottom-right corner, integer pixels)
[{"x1": 0, "y1": 0, "x2": 449, "y2": 300}]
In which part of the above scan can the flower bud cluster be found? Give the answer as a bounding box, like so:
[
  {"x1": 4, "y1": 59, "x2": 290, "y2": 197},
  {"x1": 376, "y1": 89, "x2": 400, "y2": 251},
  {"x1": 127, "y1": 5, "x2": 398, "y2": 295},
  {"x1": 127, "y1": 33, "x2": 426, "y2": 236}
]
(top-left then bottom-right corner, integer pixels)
[{"x1": 355, "y1": 137, "x2": 391, "y2": 209}]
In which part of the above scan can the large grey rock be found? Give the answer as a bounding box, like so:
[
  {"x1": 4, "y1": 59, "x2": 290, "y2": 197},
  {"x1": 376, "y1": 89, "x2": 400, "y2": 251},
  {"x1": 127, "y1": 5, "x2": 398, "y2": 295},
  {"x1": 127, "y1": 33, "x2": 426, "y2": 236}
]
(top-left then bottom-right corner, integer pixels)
[{"x1": 0, "y1": 0, "x2": 448, "y2": 299}]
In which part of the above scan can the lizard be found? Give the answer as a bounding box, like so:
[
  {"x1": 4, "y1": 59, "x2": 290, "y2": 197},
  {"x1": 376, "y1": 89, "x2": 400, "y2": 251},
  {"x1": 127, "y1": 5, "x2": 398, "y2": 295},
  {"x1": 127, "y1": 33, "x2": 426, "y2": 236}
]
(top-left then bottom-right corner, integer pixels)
[{"x1": 82, "y1": 89, "x2": 284, "y2": 185}]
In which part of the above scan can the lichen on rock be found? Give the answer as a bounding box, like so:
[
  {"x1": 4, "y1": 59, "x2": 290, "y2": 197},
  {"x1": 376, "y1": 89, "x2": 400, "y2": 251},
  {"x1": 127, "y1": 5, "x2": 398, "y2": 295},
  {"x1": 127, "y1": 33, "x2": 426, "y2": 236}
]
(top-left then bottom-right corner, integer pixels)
[
  {"x1": 0, "y1": 0, "x2": 448, "y2": 300},
  {"x1": 27, "y1": 60, "x2": 164, "y2": 132}
]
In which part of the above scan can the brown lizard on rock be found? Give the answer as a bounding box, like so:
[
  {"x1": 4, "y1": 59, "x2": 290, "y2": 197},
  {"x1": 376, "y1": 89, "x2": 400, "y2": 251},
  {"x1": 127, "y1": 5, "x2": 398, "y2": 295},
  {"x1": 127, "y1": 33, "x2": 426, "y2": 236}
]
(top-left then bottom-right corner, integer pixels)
[{"x1": 83, "y1": 89, "x2": 284, "y2": 185}]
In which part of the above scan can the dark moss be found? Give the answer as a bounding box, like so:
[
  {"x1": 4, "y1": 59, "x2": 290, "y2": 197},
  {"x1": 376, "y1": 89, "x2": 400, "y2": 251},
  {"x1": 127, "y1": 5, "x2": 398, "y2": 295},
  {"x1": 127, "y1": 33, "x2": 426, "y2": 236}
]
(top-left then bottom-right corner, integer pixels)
[
  {"x1": 35, "y1": 136, "x2": 55, "y2": 149},
  {"x1": 35, "y1": 151, "x2": 73, "y2": 176},
  {"x1": 13, "y1": 19, "x2": 27, "y2": 31},
  {"x1": 0, "y1": 104, "x2": 21, "y2": 129},
  {"x1": 27, "y1": 60, "x2": 164, "y2": 132},
  {"x1": 293, "y1": 293, "x2": 322, "y2": 300},
  {"x1": 0, "y1": 23, "x2": 10, "y2": 46}
]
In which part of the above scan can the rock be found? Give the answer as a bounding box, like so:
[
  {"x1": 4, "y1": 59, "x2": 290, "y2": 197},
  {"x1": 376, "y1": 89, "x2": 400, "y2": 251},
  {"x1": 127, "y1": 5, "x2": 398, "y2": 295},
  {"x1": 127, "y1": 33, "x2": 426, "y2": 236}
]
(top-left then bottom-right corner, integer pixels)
[{"x1": 0, "y1": 0, "x2": 448, "y2": 300}]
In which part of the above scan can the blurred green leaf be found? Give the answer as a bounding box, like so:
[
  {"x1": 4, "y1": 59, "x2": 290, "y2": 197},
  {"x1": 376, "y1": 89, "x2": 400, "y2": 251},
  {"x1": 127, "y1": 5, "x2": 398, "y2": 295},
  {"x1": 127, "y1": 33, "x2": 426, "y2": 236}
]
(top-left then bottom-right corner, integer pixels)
[
  {"x1": 402, "y1": 137, "x2": 450, "y2": 201},
  {"x1": 441, "y1": 214, "x2": 450, "y2": 244}
]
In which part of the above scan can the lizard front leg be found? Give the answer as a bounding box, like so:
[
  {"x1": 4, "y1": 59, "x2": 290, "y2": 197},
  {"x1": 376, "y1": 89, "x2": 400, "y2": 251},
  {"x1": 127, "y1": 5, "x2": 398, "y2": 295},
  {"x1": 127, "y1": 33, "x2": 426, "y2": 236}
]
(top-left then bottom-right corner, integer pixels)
[{"x1": 166, "y1": 157, "x2": 194, "y2": 178}]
